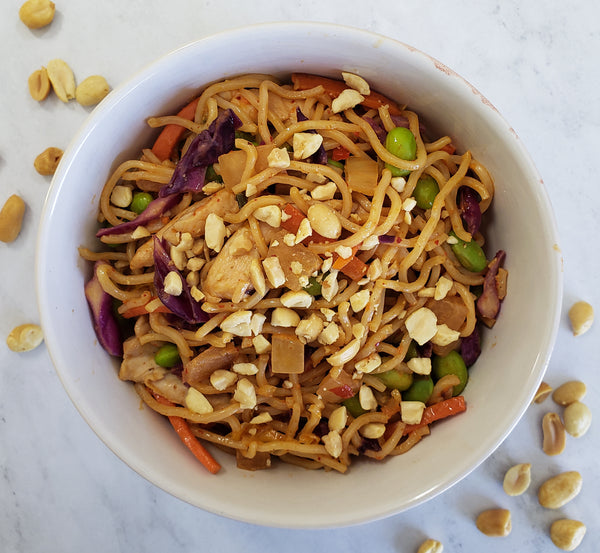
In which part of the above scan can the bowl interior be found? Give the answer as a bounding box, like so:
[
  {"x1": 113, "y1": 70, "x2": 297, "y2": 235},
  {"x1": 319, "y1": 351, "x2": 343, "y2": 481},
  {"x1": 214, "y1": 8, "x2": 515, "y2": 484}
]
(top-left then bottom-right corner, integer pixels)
[{"x1": 36, "y1": 23, "x2": 562, "y2": 528}]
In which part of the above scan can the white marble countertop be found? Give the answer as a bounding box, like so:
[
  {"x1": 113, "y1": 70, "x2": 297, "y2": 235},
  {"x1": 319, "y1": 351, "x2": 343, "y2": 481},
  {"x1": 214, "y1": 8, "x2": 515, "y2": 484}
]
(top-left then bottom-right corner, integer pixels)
[{"x1": 1, "y1": 1, "x2": 598, "y2": 551}]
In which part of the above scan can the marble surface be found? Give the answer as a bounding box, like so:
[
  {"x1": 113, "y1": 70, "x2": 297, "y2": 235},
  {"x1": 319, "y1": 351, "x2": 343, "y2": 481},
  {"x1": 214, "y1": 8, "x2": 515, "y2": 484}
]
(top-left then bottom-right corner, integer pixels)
[{"x1": 1, "y1": 1, "x2": 598, "y2": 551}]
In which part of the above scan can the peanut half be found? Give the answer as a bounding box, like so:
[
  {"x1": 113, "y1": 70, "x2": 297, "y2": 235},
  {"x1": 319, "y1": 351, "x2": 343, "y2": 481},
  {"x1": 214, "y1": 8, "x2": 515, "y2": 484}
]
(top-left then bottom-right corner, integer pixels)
[
  {"x1": 568, "y1": 300, "x2": 593, "y2": 336},
  {"x1": 28, "y1": 67, "x2": 51, "y2": 101},
  {"x1": 475, "y1": 508, "x2": 512, "y2": 537},
  {"x1": 47, "y1": 59, "x2": 76, "y2": 102},
  {"x1": 75, "y1": 75, "x2": 111, "y2": 107},
  {"x1": 416, "y1": 538, "x2": 443, "y2": 553},
  {"x1": 0, "y1": 195, "x2": 26, "y2": 243},
  {"x1": 553, "y1": 380, "x2": 586, "y2": 406},
  {"x1": 542, "y1": 412, "x2": 566, "y2": 456},
  {"x1": 503, "y1": 463, "x2": 532, "y2": 496},
  {"x1": 6, "y1": 324, "x2": 44, "y2": 352},
  {"x1": 533, "y1": 381, "x2": 553, "y2": 404},
  {"x1": 550, "y1": 519, "x2": 586, "y2": 551},
  {"x1": 563, "y1": 401, "x2": 592, "y2": 438},
  {"x1": 34, "y1": 147, "x2": 63, "y2": 175},
  {"x1": 538, "y1": 471, "x2": 582, "y2": 509},
  {"x1": 19, "y1": 0, "x2": 55, "y2": 29}
]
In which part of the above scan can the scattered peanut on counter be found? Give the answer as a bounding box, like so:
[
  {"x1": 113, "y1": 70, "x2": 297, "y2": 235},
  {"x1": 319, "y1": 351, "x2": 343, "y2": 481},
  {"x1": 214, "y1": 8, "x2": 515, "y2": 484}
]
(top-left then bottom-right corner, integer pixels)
[
  {"x1": 541, "y1": 412, "x2": 566, "y2": 456},
  {"x1": 563, "y1": 401, "x2": 592, "y2": 438},
  {"x1": 28, "y1": 67, "x2": 51, "y2": 101},
  {"x1": 475, "y1": 508, "x2": 512, "y2": 537},
  {"x1": 6, "y1": 324, "x2": 44, "y2": 352},
  {"x1": 416, "y1": 538, "x2": 443, "y2": 553},
  {"x1": 550, "y1": 519, "x2": 587, "y2": 551},
  {"x1": 19, "y1": 0, "x2": 55, "y2": 29},
  {"x1": 75, "y1": 75, "x2": 111, "y2": 106},
  {"x1": 34, "y1": 146, "x2": 63, "y2": 175},
  {"x1": 533, "y1": 381, "x2": 553, "y2": 404},
  {"x1": 0, "y1": 195, "x2": 26, "y2": 243},
  {"x1": 568, "y1": 300, "x2": 594, "y2": 336},
  {"x1": 552, "y1": 380, "x2": 586, "y2": 406},
  {"x1": 46, "y1": 58, "x2": 76, "y2": 102},
  {"x1": 538, "y1": 471, "x2": 582, "y2": 509},
  {"x1": 502, "y1": 463, "x2": 531, "y2": 496}
]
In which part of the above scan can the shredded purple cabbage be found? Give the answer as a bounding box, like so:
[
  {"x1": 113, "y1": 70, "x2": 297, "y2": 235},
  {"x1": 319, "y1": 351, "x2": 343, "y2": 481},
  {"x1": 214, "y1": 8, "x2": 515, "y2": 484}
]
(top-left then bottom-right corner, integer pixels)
[
  {"x1": 96, "y1": 194, "x2": 180, "y2": 238},
  {"x1": 296, "y1": 108, "x2": 327, "y2": 165},
  {"x1": 379, "y1": 234, "x2": 396, "y2": 244},
  {"x1": 159, "y1": 109, "x2": 242, "y2": 197},
  {"x1": 363, "y1": 116, "x2": 388, "y2": 143},
  {"x1": 459, "y1": 186, "x2": 482, "y2": 236},
  {"x1": 84, "y1": 261, "x2": 123, "y2": 356},
  {"x1": 461, "y1": 326, "x2": 481, "y2": 367},
  {"x1": 153, "y1": 236, "x2": 209, "y2": 324},
  {"x1": 358, "y1": 437, "x2": 382, "y2": 453},
  {"x1": 418, "y1": 342, "x2": 433, "y2": 359},
  {"x1": 477, "y1": 250, "x2": 506, "y2": 320}
]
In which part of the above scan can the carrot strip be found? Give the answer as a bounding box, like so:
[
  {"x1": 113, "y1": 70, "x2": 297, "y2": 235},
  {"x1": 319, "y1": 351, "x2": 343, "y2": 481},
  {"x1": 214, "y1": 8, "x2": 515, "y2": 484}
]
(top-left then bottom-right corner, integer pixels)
[
  {"x1": 151, "y1": 97, "x2": 200, "y2": 162},
  {"x1": 121, "y1": 302, "x2": 172, "y2": 319},
  {"x1": 291, "y1": 73, "x2": 402, "y2": 115},
  {"x1": 331, "y1": 145, "x2": 351, "y2": 161},
  {"x1": 441, "y1": 143, "x2": 456, "y2": 155},
  {"x1": 402, "y1": 395, "x2": 466, "y2": 435},
  {"x1": 280, "y1": 204, "x2": 333, "y2": 244},
  {"x1": 339, "y1": 255, "x2": 368, "y2": 280},
  {"x1": 152, "y1": 391, "x2": 221, "y2": 474}
]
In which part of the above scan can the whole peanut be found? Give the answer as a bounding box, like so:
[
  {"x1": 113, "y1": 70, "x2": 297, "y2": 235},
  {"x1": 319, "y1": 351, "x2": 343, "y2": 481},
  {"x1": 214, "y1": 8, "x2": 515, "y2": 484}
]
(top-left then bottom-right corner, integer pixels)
[
  {"x1": 475, "y1": 508, "x2": 512, "y2": 537},
  {"x1": 0, "y1": 195, "x2": 26, "y2": 243},
  {"x1": 19, "y1": 0, "x2": 55, "y2": 29},
  {"x1": 538, "y1": 471, "x2": 582, "y2": 509},
  {"x1": 550, "y1": 519, "x2": 586, "y2": 551},
  {"x1": 34, "y1": 147, "x2": 63, "y2": 176},
  {"x1": 75, "y1": 75, "x2": 111, "y2": 107}
]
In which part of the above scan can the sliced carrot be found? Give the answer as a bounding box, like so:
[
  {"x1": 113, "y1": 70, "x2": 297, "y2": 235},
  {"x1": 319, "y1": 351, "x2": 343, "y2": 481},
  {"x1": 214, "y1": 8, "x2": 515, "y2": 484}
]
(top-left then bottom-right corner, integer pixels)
[
  {"x1": 121, "y1": 300, "x2": 172, "y2": 319},
  {"x1": 331, "y1": 145, "x2": 351, "y2": 161},
  {"x1": 402, "y1": 395, "x2": 467, "y2": 435},
  {"x1": 280, "y1": 203, "x2": 333, "y2": 244},
  {"x1": 151, "y1": 97, "x2": 200, "y2": 162},
  {"x1": 440, "y1": 143, "x2": 456, "y2": 155},
  {"x1": 339, "y1": 255, "x2": 368, "y2": 280},
  {"x1": 152, "y1": 391, "x2": 221, "y2": 474},
  {"x1": 331, "y1": 245, "x2": 360, "y2": 271},
  {"x1": 291, "y1": 73, "x2": 402, "y2": 115}
]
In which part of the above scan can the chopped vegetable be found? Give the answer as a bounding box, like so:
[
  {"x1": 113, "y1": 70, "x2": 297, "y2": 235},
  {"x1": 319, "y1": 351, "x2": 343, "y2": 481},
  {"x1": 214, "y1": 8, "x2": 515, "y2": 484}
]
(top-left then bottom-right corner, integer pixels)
[
  {"x1": 271, "y1": 333, "x2": 305, "y2": 374},
  {"x1": 432, "y1": 351, "x2": 468, "y2": 395},
  {"x1": 153, "y1": 236, "x2": 209, "y2": 324},
  {"x1": 402, "y1": 375, "x2": 434, "y2": 403},
  {"x1": 84, "y1": 261, "x2": 123, "y2": 356},
  {"x1": 449, "y1": 230, "x2": 487, "y2": 273},
  {"x1": 120, "y1": 298, "x2": 172, "y2": 319},
  {"x1": 477, "y1": 250, "x2": 506, "y2": 320},
  {"x1": 154, "y1": 343, "x2": 181, "y2": 368},
  {"x1": 345, "y1": 156, "x2": 379, "y2": 194},
  {"x1": 152, "y1": 391, "x2": 221, "y2": 474},
  {"x1": 376, "y1": 369, "x2": 413, "y2": 391},
  {"x1": 291, "y1": 73, "x2": 402, "y2": 115},
  {"x1": 96, "y1": 193, "x2": 181, "y2": 238},
  {"x1": 129, "y1": 191, "x2": 154, "y2": 214},
  {"x1": 331, "y1": 145, "x2": 351, "y2": 161},
  {"x1": 159, "y1": 109, "x2": 242, "y2": 197},
  {"x1": 342, "y1": 394, "x2": 367, "y2": 417},
  {"x1": 384, "y1": 127, "x2": 417, "y2": 177},
  {"x1": 413, "y1": 175, "x2": 439, "y2": 210},
  {"x1": 151, "y1": 97, "x2": 200, "y2": 162},
  {"x1": 461, "y1": 326, "x2": 481, "y2": 367},
  {"x1": 459, "y1": 186, "x2": 482, "y2": 235},
  {"x1": 402, "y1": 395, "x2": 467, "y2": 435},
  {"x1": 303, "y1": 276, "x2": 322, "y2": 296}
]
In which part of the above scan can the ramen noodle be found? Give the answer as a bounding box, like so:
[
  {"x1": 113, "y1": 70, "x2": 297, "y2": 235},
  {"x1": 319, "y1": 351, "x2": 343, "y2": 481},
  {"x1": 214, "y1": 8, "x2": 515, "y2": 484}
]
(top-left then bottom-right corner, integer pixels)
[{"x1": 81, "y1": 72, "x2": 507, "y2": 474}]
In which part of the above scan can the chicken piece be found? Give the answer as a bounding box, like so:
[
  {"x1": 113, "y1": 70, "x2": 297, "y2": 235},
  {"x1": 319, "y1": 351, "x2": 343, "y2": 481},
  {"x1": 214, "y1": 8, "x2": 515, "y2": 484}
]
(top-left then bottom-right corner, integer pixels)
[
  {"x1": 129, "y1": 189, "x2": 238, "y2": 270},
  {"x1": 119, "y1": 336, "x2": 167, "y2": 383},
  {"x1": 267, "y1": 232, "x2": 322, "y2": 291},
  {"x1": 202, "y1": 226, "x2": 260, "y2": 301},
  {"x1": 426, "y1": 295, "x2": 468, "y2": 332},
  {"x1": 182, "y1": 343, "x2": 238, "y2": 387},
  {"x1": 146, "y1": 372, "x2": 188, "y2": 405}
]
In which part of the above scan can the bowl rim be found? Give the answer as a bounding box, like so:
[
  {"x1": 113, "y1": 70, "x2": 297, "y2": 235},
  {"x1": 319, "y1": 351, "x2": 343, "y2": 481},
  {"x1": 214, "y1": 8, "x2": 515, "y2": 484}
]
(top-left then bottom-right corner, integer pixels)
[{"x1": 36, "y1": 21, "x2": 563, "y2": 528}]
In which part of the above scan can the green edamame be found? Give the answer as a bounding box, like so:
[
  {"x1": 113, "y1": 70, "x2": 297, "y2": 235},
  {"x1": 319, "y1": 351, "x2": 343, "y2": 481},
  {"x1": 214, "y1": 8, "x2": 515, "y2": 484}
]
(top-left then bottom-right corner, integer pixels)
[
  {"x1": 384, "y1": 127, "x2": 417, "y2": 177},
  {"x1": 154, "y1": 343, "x2": 181, "y2": 368},
  {"x1": 413, "y1": 175, "x2": 440, "y2": 209},
  {"x1": 402, "y1": 375, "x2": 434, "y2": 403},
  {"x1": 376, "y1": 370, "x2": 413, "y2": 391},
  {"x1": 342, "y1": 394, "x2": 367, "y2": 418},
  {"x1": 432, "y1": 350, "x2": 468, "y2": 396},
  {"x1": 129, "y1": 192, "x2": 153, "y2": 214},
  {"x1": 449, "y1": 231, "x2": 488, "y2": 273}
]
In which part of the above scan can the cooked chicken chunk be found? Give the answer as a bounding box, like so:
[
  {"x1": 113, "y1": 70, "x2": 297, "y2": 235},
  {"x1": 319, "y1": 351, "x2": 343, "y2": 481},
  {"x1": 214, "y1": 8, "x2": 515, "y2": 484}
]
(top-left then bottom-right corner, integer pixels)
[{"x1": 119, "y1": 336, "x2": 167, "y2": 383}]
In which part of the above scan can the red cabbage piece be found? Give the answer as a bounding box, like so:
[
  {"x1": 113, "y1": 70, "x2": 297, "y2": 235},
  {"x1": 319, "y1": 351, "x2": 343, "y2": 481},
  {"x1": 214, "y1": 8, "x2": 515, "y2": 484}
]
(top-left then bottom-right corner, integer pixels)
[
  {"x1": 459, "y1": 186, "x2": 482, "y2": 236},
  {"x1": 296, "y1": 108, "x2": 327, "y2": 165},
  {"x1": 363, "y1": 116, "x2": 388, "y2": 143},
  {"x1": 461, "y1": 325, "x2": 481, "y2": 367},
  {"x1": 153, "y1": 236, "x2": 209, "y2": 324},
  {"x1": 96, "y1": 194, "x2": 180, "y2": 237},
  {"x1": 84, "y1": 261, "x2": 123, "y2": 356},
  {"x1": 158, "y1": 109, "x2": 242, "y2": 197},
  {"x1": 477, "y1": 250, "x2": 506, "y2": 320}
]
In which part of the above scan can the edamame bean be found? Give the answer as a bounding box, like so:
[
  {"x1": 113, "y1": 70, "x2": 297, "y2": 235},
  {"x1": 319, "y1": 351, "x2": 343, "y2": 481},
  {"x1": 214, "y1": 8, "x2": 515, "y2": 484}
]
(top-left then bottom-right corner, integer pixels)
[
  {"x1": 405, "y1": 340, "x2": 419, "y2": 361},
  {"x1": 403, "y1": 375, "x2": 434, "y2": 403},
  {"x1": 413, "y1": 175, "x2": 440, "y2": 209},
  {"x1": 432, "y1": 350, "x2": 468, "y2": 395},
  {"x1": 154, "y1": 343, "x2": 181, "y2": 368},
  {"x1": 384, "y1": 127, "x2": 417, "y2": 177},
  {"x1": 342, "y1": 394, "x2": 367, "y2": 418},
  {"x1": 129, "y1": 191, "x2": 153, "y2": 214},
  {"x1": 376, "y1": 370, "x2": 413, "y2": 391},
  {"x1": 449, "y1": 231, "x2": 488, "y2": 273}
]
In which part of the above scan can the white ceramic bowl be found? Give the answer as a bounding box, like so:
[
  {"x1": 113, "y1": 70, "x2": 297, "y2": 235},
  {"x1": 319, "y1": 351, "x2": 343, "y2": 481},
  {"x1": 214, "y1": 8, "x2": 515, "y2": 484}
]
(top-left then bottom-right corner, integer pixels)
[{"x1": 36, "y1": 22, "x2": 562, "y2": 528}]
